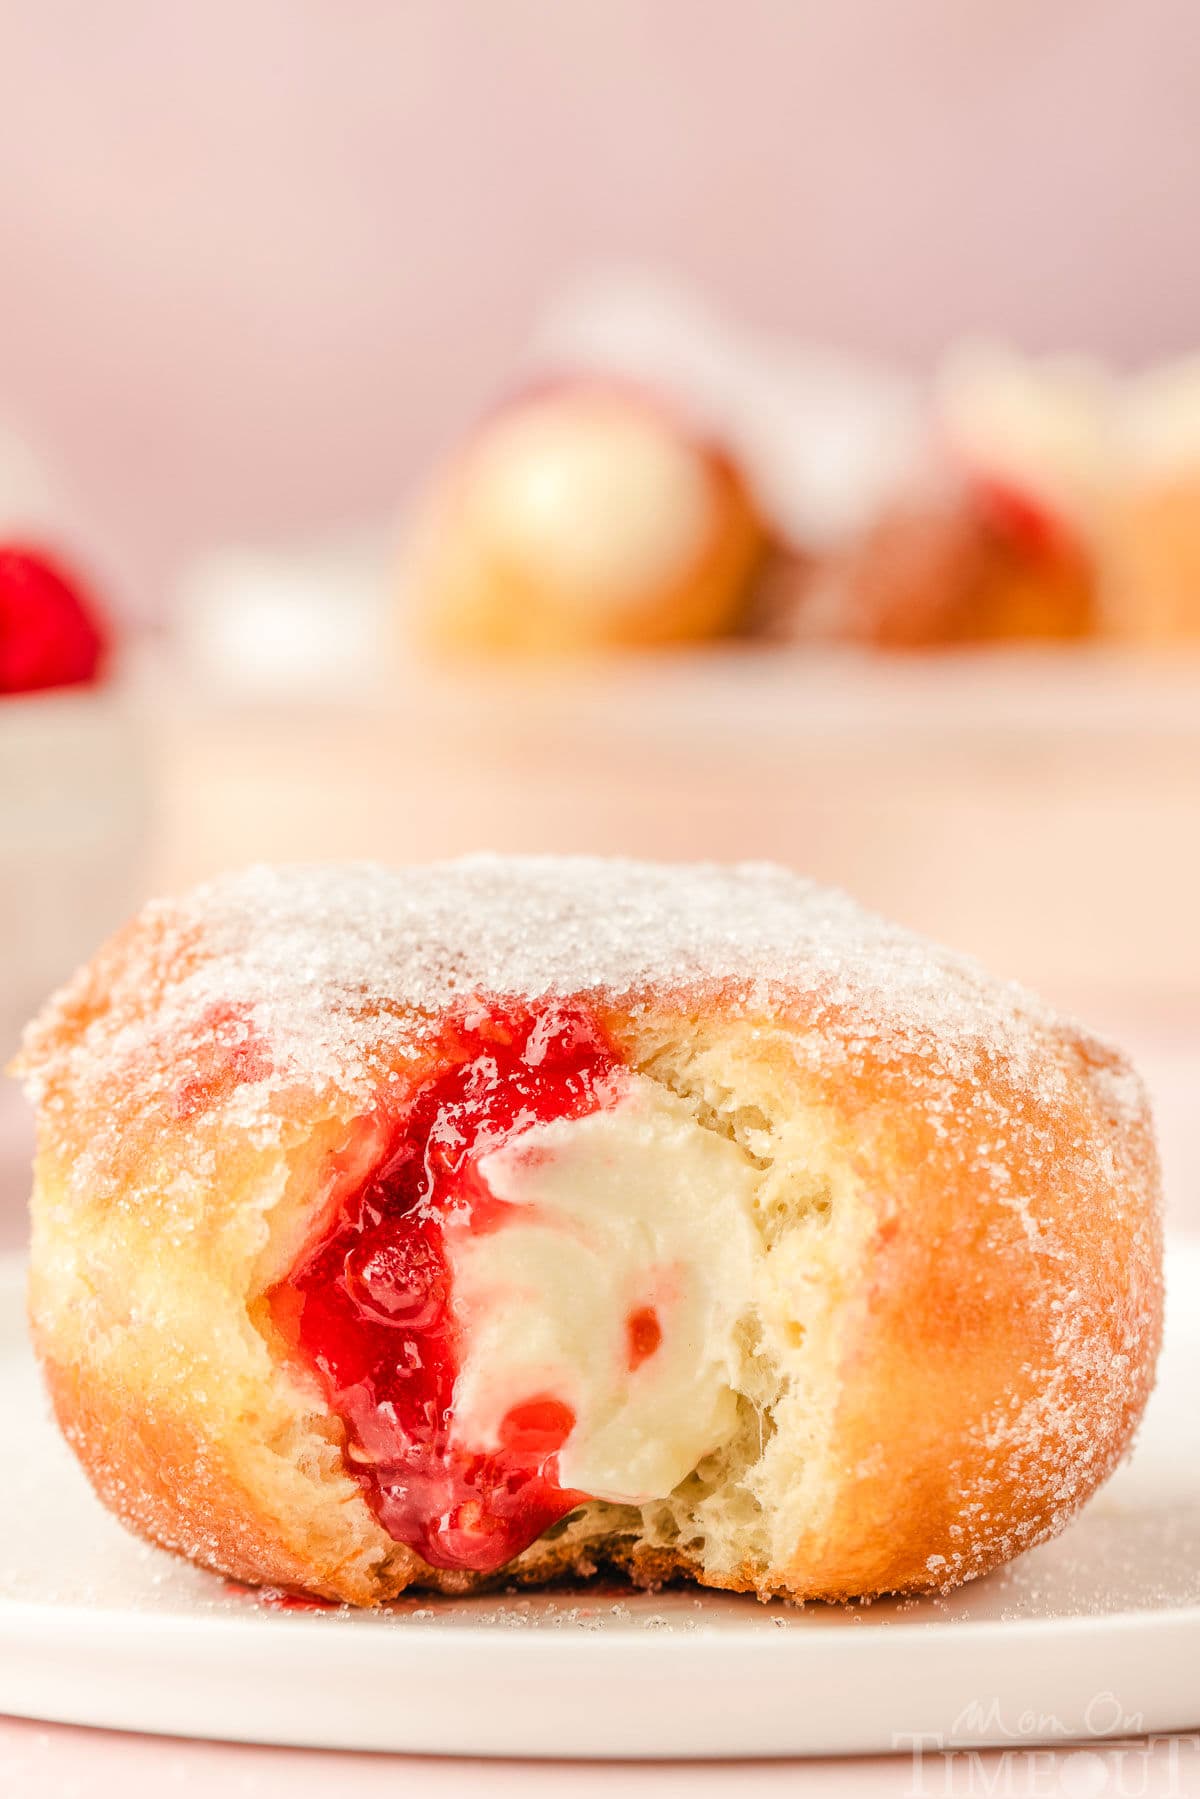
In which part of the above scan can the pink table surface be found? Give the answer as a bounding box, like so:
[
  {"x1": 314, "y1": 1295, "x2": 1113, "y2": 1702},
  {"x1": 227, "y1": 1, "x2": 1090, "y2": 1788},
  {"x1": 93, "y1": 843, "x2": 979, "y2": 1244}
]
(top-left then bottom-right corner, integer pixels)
[{"x1": 2, "y1": 1716, "x2": 1198, "y2": 1799}]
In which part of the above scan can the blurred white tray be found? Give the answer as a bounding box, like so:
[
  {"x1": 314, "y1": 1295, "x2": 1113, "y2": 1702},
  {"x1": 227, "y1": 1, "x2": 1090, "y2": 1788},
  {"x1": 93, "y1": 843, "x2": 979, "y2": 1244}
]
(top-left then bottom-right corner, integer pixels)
[
  {"x1": 148, "y1": 647, "x2": 1200, "y2": 1012},
  {"x1": 1, "y1": 1246, "x2": 1197, "y2": 1760}
]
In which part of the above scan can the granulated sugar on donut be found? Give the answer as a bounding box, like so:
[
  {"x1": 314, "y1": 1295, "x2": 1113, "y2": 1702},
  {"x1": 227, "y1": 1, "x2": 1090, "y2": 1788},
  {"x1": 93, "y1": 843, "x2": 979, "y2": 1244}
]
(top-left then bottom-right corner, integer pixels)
[{"x1": 15, "y1": 857, "x2": 1162, "y2": 1607}]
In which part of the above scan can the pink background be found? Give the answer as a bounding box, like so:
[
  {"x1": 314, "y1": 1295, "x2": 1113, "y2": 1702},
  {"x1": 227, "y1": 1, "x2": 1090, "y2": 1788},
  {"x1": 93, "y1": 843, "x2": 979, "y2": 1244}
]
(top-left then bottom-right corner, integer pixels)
[{"x1": 0, "y1": 1, "x2": 1198, "y2": 616}]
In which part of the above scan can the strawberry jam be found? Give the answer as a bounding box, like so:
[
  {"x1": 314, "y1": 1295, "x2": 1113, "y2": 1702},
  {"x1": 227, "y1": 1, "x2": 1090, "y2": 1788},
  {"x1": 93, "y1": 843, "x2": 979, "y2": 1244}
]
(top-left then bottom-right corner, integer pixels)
[
  {"x1": 272, "y1": 1002, "x2": 620, "y2": 1574},
  {"x1": 626, "y1": 1305, "x2": 663, "y2": 1371}
]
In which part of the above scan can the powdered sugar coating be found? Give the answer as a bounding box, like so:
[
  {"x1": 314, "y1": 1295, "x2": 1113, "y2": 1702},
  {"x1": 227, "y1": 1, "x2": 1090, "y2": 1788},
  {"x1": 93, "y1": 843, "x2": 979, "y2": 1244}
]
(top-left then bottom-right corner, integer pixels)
[{"x1": 20, "y1": 855, "x2": 1140, "y2": 1143}]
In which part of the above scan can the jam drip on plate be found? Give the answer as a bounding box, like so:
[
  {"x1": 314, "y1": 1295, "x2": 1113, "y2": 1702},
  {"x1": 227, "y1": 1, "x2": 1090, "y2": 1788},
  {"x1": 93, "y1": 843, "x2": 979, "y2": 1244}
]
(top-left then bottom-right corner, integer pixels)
[{"x1": 272, "y1": 1002, "x2": 620, "y2": 1573}]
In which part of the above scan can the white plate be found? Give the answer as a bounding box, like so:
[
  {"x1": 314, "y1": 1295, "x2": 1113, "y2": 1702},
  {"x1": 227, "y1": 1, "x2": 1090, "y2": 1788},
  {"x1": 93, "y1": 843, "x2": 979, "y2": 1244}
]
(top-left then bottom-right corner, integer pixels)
[{"x1": 1, "y1": 1247, "x2": 1198, "y2": 1761}]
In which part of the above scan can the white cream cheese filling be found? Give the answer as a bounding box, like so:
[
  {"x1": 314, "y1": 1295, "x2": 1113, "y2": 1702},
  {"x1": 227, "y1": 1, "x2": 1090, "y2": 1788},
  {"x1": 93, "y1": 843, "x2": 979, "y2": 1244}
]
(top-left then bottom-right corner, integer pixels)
[{"x1": 445, "y1": 1072, "x2": 762, "y2": 1504}]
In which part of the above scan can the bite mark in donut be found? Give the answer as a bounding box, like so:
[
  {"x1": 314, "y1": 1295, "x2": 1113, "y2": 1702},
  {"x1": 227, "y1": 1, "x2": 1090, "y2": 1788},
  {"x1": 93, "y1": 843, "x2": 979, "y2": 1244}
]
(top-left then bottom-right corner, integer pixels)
[{"x1": 270, "y1": 1000, "x2": 760, "y2": 1574}]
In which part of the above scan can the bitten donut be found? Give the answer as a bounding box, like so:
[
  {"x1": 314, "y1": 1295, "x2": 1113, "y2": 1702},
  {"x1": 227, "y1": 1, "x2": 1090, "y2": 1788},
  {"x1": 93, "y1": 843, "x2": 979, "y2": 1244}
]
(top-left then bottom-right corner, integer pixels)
[{"x1": 14, "y1": 858, "x2": 1161, "y2": 1606}]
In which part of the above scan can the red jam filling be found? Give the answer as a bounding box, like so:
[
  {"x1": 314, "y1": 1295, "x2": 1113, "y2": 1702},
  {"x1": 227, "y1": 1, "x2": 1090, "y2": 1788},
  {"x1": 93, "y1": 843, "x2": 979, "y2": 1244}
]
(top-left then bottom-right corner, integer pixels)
[
  {"x1": 172, "y1": 1002, "x2": 271, "y2": 1121},
  {"x1": 272, "y1": 1002, "x2": 621, "y2": 1574},
  {"x1": 969, "y1": 471, "x2": 1079, "y2": 566},
  {"x1": 626, "y1": 1305, "x2": 663, "y2": 1371}
]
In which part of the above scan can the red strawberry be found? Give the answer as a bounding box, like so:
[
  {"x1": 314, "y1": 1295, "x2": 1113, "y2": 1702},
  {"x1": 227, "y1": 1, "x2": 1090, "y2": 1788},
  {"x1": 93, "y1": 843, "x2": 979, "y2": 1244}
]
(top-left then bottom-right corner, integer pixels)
[{"x1": 0, "y1": 545, "x2": 108, "y2": 695}]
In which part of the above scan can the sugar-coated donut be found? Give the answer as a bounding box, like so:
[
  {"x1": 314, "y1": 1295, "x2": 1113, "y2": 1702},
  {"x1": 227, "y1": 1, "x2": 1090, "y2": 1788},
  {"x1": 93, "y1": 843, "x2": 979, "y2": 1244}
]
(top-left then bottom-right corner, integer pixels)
[
  {"x1": 831, "y1": 489, "x2": 1095, "y2": 649},
  {"x1": 15, "y1": 858, "x2": 1161, "y2": 1606},
  {"x1": 401, "y1": 380, "x2": 764, "y2": 654}
]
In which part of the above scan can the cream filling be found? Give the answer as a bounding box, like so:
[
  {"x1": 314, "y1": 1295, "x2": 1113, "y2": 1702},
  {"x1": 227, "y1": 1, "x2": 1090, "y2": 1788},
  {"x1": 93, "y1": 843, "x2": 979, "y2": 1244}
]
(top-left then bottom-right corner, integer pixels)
[
  {"x1": 445, "y1": 1073, "x2": 762, "y2": 1503},
  {"x1": 938, "y1": 344, "x2": 1117, "y2": 530},
  {"x1": 1122, "y1": 358, "x2": 1200, "y2": 481}
]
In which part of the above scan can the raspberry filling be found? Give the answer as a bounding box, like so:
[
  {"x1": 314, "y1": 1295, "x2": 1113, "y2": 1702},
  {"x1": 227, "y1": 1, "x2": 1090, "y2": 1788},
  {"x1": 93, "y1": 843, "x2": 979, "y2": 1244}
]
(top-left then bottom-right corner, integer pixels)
[
  {"x1": 626, "y1": 1305, "x2": 663, "y2": 1371},
  {"x1": 272, "y1": 1003, "x2": 622, "y2": 1574}
]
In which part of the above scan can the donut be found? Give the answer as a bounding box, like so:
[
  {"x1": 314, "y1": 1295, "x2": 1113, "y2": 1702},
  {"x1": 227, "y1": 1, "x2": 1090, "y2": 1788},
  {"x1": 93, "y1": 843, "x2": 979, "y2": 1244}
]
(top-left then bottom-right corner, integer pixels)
[
  {"x1": 14, "y1": 858, "x2": 1161, "y2": 1606},
  {"x1": 400, "y1": 380, "x2": 764, "y2": 654},
  {"x1": 1107, "y1": 360, "x2": 1200, "y2": 642},
  {"x1": 835, "y1": 486, "x2": 1096, "y2": 649}
]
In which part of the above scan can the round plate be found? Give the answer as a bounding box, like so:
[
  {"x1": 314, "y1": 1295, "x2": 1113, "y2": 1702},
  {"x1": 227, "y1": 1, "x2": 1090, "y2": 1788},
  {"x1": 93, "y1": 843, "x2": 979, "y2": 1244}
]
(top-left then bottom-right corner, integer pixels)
[{"x1": 1, "y1": 1247, "x2": 1198, "y2": 1760}]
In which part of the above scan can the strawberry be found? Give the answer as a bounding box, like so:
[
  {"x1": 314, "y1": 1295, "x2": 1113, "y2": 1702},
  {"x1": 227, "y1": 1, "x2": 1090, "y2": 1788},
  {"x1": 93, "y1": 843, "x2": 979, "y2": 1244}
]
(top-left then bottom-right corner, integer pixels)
[{"x1": 0, "y1": 545, "x2": 108, "y2": 694}]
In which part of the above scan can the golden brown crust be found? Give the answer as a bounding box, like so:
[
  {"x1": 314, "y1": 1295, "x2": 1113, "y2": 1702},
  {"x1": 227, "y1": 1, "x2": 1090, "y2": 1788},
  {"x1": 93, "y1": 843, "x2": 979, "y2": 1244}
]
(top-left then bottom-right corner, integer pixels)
[
  {"x1": 404, "y1": 380, "x2": 765, "y2": 655},
  {"x1": 15, "y1": 860, "x2": 1162, "y2": 1606},
  {"x1": 838, "y1": 499, "x2": 1095, "y2": 648},
  {"x1": 766, "y1": 1022, "x2": 1159, "y2": 1597}
]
